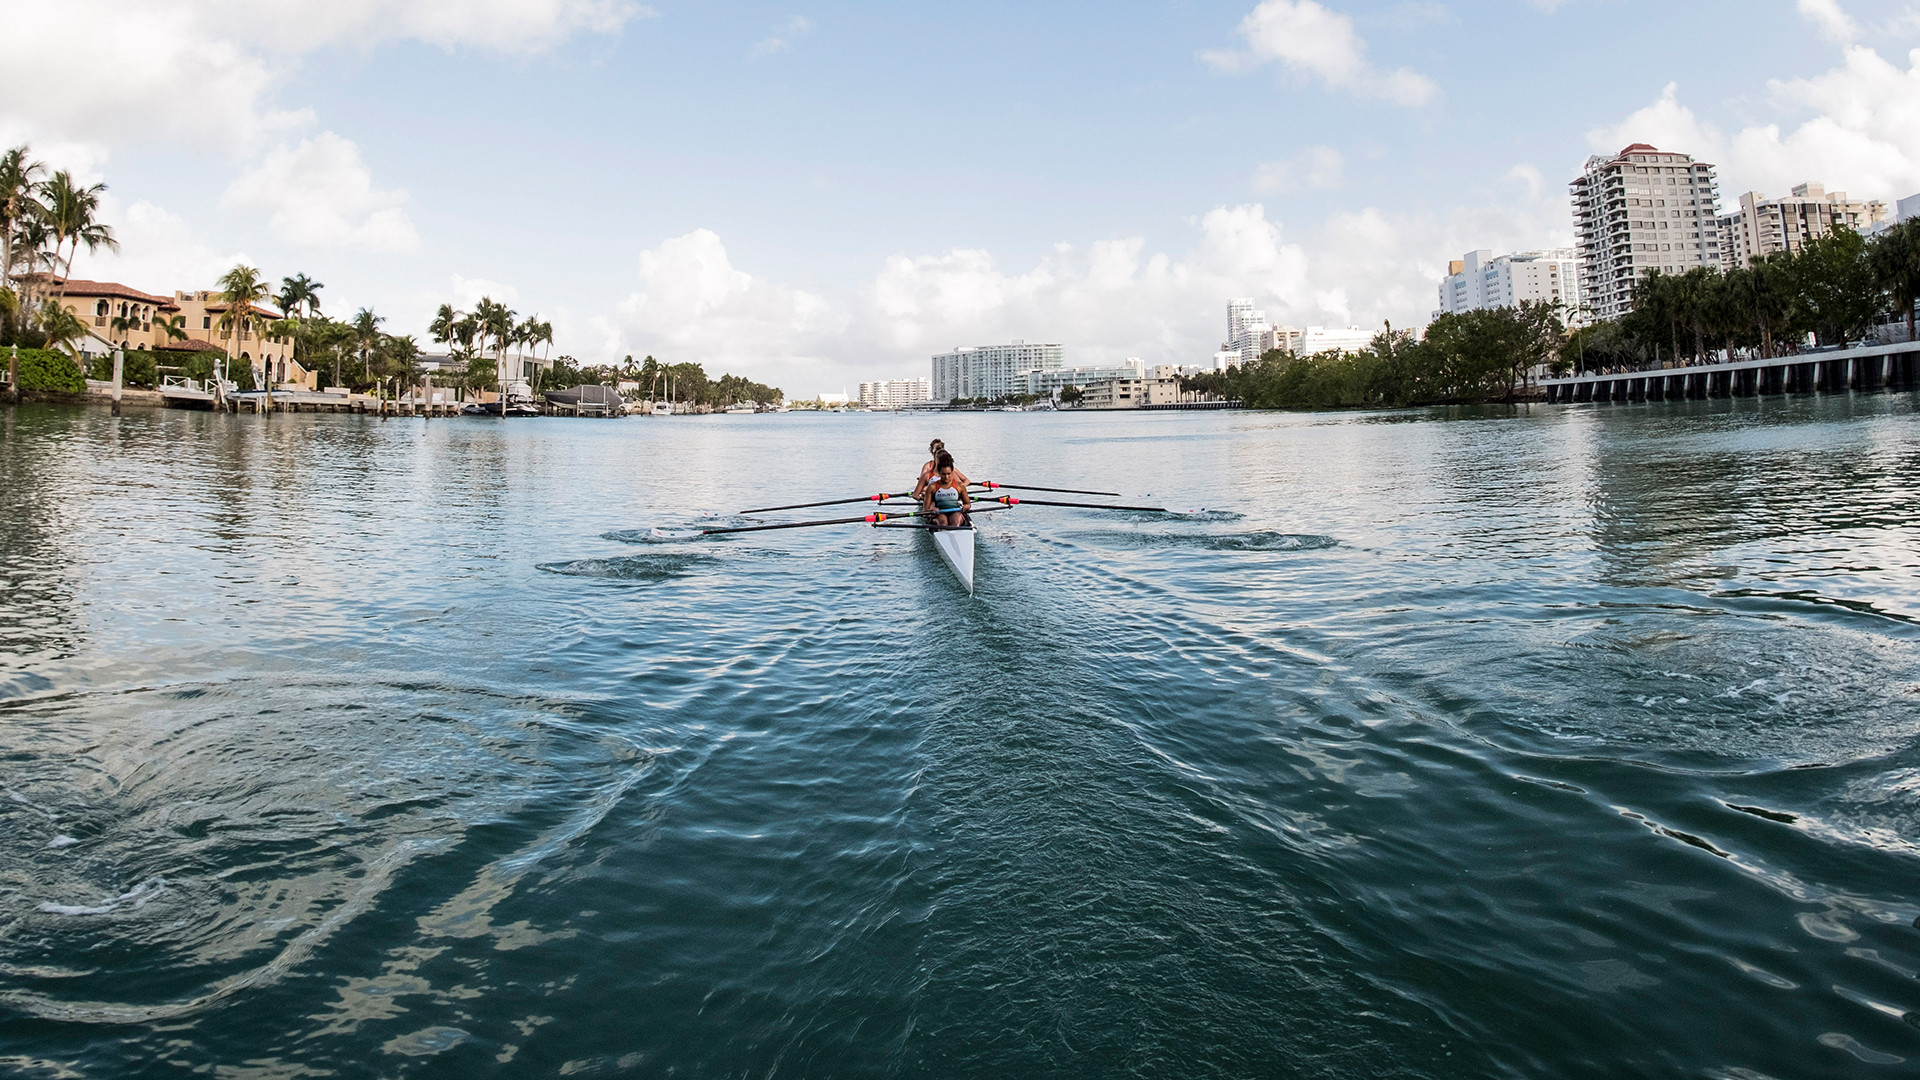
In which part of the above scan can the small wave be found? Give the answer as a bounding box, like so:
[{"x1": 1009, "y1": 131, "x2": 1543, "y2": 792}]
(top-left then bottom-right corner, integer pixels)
[
  {"x1": 602, "y1": 528, "x2": 728, "y2": 545},
  {"x1": 1163, "y1": 508, "x2": 1246, "y2": 523},
  {"x1": 38, "y1": 876, "x2": 166, "y2": 916},
  {"x1": 1077, "y1": 530, "x2": 1339, "y2": 553},
  {"x1": 536, "y1": 554, "x2": 715, "y2": 582}
]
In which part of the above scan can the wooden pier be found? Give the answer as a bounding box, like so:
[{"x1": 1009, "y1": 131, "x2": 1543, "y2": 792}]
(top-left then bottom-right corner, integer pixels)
[{"x1": 1541, "y1": 340, "x2": 1920, "y2": 404}]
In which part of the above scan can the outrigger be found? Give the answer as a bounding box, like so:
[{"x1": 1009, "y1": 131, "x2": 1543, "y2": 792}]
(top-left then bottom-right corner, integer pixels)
[{"x1": 654, "y1": 482, "x2": 1171, "y2": 596}]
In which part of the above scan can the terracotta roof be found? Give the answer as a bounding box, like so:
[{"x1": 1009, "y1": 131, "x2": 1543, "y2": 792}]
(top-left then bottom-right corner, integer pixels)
[
  {"x1": 155, "y1": 338, "x2": 225, "y2": 353},
  {"x1": 1619, "y1": 143, "x2": 1659, "y2": 155},
  {"x1": 20, "y1": 274, "x2": 178, "y2": 309},
  {"x1": 201, "y1": 301, "x2": 282, "y2": 318}
]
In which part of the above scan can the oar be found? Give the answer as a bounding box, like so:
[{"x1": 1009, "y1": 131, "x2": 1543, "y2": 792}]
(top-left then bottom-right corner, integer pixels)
[
  {"x1": 980, "y1": 481, "x2": 1122, "y2": 497},
  {"x1": 670, "y1": 503, "x2": 1010, "y2": 537},
  {"x1": 738, "y1": 492, "x2": 917, "y2": 514},
  {"x1": 738, "y1": 483, "x2": 996, "y2": 515},
  {"x1": 979, "y1": 496, "x2": 1168, "y2": 512}
]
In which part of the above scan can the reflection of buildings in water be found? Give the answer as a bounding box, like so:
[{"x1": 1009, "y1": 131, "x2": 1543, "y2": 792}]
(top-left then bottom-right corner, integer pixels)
[{"x1": 1580, "y1": 402, "x2": 1903, "y2": 590}]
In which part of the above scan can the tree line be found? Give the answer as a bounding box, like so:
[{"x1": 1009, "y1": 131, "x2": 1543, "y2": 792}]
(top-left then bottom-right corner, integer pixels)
[
  {"x1": 1186, "y1": 216, "x2": 1920, "y2": 411},
  {"x1": 1566, "y1": 219, "x2": 1920, "y2": 373}
]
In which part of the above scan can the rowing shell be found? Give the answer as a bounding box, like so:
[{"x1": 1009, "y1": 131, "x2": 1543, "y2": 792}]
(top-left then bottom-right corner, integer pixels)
[{"x1": 929, "y1": 523, "x2": 976, "y2": 595}]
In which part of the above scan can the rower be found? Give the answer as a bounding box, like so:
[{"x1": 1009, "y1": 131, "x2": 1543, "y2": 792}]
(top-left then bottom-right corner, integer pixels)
[
  {"x1": 911, "y1": 439, "x2": 945, "y2": 504},
  {"x1": 924, "y1": 450, "x2": 971, "y2": 527}
]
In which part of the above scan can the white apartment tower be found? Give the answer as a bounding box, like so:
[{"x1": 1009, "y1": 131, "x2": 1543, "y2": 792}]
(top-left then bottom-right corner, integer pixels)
[
  {"x1": 931, "y1": 340, "x2": 1063, "y2": 401},
  {"x1": 1570, "y1": 144, "x2": 1723, "y2": 323},
  {"x1": 1717, "y1": 183, "x2": 1890, "y2": 270},
  {"x1": 858, "y1": 378, "x2": 933, "y2": 409},
  {"x1": 1436, "y1": 249, "x2": 1582, "y2": 323},
  {"x1": 1223, "y1": 298, "x2": 1298, "y2": 365}
]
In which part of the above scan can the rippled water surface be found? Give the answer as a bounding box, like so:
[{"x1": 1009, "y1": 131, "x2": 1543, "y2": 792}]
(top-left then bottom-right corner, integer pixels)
[{"x1": 3, "y1": 396, "x2": 1919, "y2": 1078}]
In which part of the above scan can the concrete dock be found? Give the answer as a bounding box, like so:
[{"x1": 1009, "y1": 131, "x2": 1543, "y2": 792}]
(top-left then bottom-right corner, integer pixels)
[{"x1": 1542, "y1": 340, "x2": 1920, "y2": 404}]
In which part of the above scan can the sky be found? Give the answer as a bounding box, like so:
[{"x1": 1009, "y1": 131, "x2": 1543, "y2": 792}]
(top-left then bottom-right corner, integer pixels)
[{"x1": 6, "y1": 0, "x2": 1920, "y2": 394}]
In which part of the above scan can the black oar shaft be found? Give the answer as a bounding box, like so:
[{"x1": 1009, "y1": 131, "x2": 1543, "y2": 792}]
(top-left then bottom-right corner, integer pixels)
[
  {"x1": 699, "y1": 514, "x2": 878, "y2": 535},
  {"x1": 993, "y1": 497, "x2": 1166, "y2": 512},
  {"x1": 737, "y1": 493, "x2": 908, "y2": 514},
  {"x1": 700, "y1": 502, "x2": 1007, "y2": 536},
  {"x1": 983, "y1": 482, "x2": 1122, "y2": 497}
]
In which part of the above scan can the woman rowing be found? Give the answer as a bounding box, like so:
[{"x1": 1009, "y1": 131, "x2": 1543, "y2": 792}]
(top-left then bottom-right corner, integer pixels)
[
  {"x1": 923, "y1": 450, "x2": 971, "y2": 527},
  {"x1": 911, "y1": 439, "x2": 945, "y2": 504}
]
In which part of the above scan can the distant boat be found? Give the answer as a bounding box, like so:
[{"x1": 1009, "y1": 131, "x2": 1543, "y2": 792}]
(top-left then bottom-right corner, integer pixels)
[
  {"x1": 544, "y1": 384, "x2": 623, "y2": 416},
  {"x1": 725, "y1": 400, "x2": 756, "y2": 414},
  {"x1": 650, "y1": 401, "x2": 672, "y2": 416}
]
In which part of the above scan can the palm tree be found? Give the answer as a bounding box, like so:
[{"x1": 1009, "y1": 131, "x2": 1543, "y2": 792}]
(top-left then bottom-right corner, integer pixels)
[
  {"x1": 0, "y1": 145, "x2": 47, "y2": 292},
  {"x1": 429, "y1": 303, "x2": 461, "y2": 347},
  {"x1": 215, "y1": 264, "x2": 269, "y2": 369},
  {"x1": 12, "y1": 216, "x2": 53, "y2": 306},
  {"x1": 36, "y1": 298, "x2": 86, "y2": 359},
  {"x1": 1869, "y1": 219, "x2": 1920, "y2": 345},
  {"x1": 350, "y1": 307, "x2": 383, "y2": 388},
  {"x1": 276, "y1": 273, "x2": 323, "y2": 321},
  {"x1": 39, "y1": 170, "x2": 116, "y2": 299},
  {"x1": 154, "y1": 313, "x2": 188, "y2": 345}
]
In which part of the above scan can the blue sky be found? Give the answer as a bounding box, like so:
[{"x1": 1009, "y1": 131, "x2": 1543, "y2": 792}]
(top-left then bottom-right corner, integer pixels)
[{"x1": 7, "y1": 0, "x2": 1920, "y2": 392}]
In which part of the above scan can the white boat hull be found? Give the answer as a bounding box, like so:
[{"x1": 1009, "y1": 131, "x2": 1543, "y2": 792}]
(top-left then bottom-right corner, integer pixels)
[{"x1": 930, "y1": 524, "x2": 976, "y2": 595}]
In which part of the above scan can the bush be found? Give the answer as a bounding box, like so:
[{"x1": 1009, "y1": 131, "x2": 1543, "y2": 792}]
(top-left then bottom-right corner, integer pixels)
[
  {"x1": 85, "y1": 349, "x2": 160, "y2": 387},
  {"x1": 12, "y1": 348, "x2": 86, "y2": 394}
]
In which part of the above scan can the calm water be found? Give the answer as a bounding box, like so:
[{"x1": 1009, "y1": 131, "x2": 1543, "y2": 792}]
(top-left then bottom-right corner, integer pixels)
[{"x1": 2, "y1": 396, "x2": 1918, "y2": 1078}]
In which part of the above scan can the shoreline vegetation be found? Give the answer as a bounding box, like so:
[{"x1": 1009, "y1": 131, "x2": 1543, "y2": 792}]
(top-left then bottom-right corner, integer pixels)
[
  {"x1": 0, "y1": 142, "x2": 786, "y2": 408},
  {"x1": 1186, "y1": 219, "x2": 1920, "y2": 412}
]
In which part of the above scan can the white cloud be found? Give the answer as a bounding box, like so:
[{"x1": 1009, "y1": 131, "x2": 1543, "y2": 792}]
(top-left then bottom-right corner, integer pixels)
[
  {"x1": 596, "y1": 177, "x2": 1571, "y2": 390},
  {"x1": 222, "y1": 133, "x2": 420, "y2": 253},
  {"x1": 82, "y1": 198, "x2": 253, "y2": 295},
  {"x1": 1590, "y1": 42, "x2": 1920, "y2": 202},
  {"x1": 1253, "y1": 145, "x2": 1344, "y2": 193},
  {"x1": 604, "y1": 229, "x2": 846, "y2": 376},
  {"x1": 1797, "y1": 0, "x2": 1858, "y2": 42},
  {"x1": 751, "y1": 15, "x2": 813, "y2": 58},
  {"x1": 0, "y1": 0, "x2": 646, "y2": 156},
  {"x1": 1202, "y1": 0, "x2": 1437, "y2": 107},
  {"x1": 449, "y1": 274, "x2": 521, "y2": 307}
]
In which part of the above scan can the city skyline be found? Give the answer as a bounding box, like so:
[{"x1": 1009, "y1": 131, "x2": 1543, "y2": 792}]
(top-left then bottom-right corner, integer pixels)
[{"x1": 5, "y1": 0, "x2": 1920, "y2": 390}]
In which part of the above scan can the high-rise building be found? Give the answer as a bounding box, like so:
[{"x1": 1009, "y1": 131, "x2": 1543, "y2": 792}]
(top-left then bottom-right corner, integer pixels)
[
  {"x1": 1222, "y1": 298, "x2": 1297, "y2": 365},
  {"x1": 1570, "y1": 144, "x2": 1723, "y2": 323},
  {"x1": 1435, "y1": 249, "x2": 1582, "y2": 323},
  {"x1": 931, "y1": 340, "x2": 1063, "y2": 401},
  {"x1": 857, "y1": 378, "x2": 933, "y2": 408},
  {"x1": 1717, "y1": 183, "x2": 1890, "y2": 270}
]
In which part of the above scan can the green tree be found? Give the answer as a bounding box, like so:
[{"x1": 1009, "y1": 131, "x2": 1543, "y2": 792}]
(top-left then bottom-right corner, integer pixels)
[
  {"x1": 1791, "y1": 226, "x2": 1877, "y2": 346},
  {"x1": 216, "y1": 264, "x2": 270, "y2": 374},
  {"x1": 0, "y1": 145, "x2": 48, "y2": 291},
  {"x1": 35, "y1": 299, "x2": 86, "y2": 359},
  {"x1": 350, "y1": 307, "x2": 384, "y2": 389},
  {"x1": 38, "y1": 170, "x2": 117, "y2": 297},
  {"x1": 1868, "y1": 218, "x2": 1920, "y2": 344},
  {"x1": 276, "y1": 273, "x2": 323, "y2": 321}
]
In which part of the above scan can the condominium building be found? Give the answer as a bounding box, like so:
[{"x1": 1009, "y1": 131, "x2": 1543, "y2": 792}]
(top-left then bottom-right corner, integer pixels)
[
  {"x1": 857, "y1": 378, "x2": 933, "y2": 409},
  {"x1": 1436, "y1": 249, "x2": 1581, "y2": 322},
  {"x1": 1570, "y1": 144, "x2": 1723, "y2": 323},
  {"x1": 1221, "y1": 298, "x2": 1297, "y2": 366},
  {"x1": 1717, "y1": 182, "x2": 1890, "y2": 270},
  {"x1": 931, "y1": 340, "x2": 1063, "y2": 401},
  {"x1": 1023, "y1": 359, "x2": 1143, "y2": 397},
  {"x1": 1299, "y1": 326, "x2": 1375, "y2": 355},
  {"x1": 1079, "y1": 377, "x2": 1183, "y2": 410}
]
